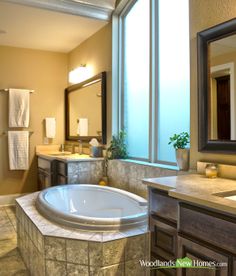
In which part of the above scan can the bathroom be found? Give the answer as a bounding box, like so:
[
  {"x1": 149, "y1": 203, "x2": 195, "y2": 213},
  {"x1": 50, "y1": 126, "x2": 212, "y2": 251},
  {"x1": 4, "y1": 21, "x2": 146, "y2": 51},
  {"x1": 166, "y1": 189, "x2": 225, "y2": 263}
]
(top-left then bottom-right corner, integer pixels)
[{"x1": 1, "y1": 0, "x2": 236, "y2": 275}]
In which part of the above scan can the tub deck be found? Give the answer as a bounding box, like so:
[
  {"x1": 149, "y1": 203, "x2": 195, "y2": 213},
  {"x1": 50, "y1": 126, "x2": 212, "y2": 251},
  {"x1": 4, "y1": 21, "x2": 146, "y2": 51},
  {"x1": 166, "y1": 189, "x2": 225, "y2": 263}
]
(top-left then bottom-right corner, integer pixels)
[{"x1": 16, "y1": 192, "x2": 150, "y2": 275}]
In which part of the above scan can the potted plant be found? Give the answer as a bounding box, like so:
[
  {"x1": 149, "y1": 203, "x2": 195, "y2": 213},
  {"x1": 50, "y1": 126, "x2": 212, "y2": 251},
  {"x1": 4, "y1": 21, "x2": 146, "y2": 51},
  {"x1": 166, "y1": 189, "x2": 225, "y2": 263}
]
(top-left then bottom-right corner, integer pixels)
[
  {"x1": 168, "y1": 132, "x2": 190, "y2": 171},
  {"x1": 107, "y1": 130, "x2": 128, "y2": 159}
]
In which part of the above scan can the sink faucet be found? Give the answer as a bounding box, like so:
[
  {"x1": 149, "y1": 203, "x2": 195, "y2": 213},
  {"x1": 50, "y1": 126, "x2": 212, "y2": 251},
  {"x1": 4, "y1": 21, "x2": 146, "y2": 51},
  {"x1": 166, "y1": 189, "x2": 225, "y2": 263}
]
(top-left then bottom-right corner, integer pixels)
[
  {"x1": 78, "y1": 140, "x2": 83, "y2": 155},
  {"x1": 60, "y1": 144, "x2": 64, "y2": 152}
]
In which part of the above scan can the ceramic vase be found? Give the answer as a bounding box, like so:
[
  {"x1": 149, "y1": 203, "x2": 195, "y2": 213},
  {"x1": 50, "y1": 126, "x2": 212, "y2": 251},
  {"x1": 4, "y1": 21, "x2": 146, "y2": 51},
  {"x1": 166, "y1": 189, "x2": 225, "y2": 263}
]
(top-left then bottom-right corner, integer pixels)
[{"x1": 175, "y1": 148, "x2": 189, "y2": 171}]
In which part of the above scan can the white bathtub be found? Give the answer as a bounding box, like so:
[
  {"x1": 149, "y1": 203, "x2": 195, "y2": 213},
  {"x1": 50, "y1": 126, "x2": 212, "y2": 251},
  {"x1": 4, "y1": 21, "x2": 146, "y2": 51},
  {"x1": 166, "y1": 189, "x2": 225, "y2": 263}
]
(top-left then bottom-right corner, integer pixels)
[{"x1": 36, "y1": 184, "x2": 148, "y2": 231}]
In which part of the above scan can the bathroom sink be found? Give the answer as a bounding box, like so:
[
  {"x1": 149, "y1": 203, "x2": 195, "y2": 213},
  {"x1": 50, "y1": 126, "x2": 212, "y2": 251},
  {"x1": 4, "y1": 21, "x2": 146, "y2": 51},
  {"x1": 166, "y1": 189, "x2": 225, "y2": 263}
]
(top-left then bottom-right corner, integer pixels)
[
  {"x1": 48, "y1": 152, "x2": 72, "y2": 156},
  {"x1": 49, "y1": 153, "x2": 91, "y2": 159},
  {"x1": 45, "y1": 152, "x2": 96, "y2": 159},
  {"x1": 213, "y1": 190, "x2": 236, "y2": 201},
  {"x1": 63, "y1": 154, "x2": 90, "y2": 159}
]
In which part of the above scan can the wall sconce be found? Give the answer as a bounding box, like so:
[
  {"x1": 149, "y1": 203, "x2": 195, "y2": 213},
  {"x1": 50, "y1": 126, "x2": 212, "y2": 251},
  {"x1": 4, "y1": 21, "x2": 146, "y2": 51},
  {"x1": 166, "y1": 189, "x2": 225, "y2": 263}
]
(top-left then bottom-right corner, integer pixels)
[{"x1": 69, "y1": 65, "x2": 90, "y2": 84}]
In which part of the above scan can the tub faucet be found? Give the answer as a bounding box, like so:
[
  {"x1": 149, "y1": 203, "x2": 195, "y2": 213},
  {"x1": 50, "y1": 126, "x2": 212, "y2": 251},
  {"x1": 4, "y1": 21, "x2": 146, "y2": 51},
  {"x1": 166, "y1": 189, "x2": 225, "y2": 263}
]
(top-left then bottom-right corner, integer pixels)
[{"x1": 78, "y1": 140, "x2": 83, "y2": 155}]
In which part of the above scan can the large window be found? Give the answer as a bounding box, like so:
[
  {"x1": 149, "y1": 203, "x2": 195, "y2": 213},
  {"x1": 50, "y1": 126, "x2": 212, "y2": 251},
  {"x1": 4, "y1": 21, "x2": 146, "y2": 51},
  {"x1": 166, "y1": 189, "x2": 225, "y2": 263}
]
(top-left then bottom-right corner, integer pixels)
[
  {"x1": 113, "y1": 0, "x2": 190, "y2": 165},
  {"x1": 157, "y1": 0, "x2": 190, "y2": 163},
  {"x1": 123, "y1": 0, "x2": 150, "y2": 159}
]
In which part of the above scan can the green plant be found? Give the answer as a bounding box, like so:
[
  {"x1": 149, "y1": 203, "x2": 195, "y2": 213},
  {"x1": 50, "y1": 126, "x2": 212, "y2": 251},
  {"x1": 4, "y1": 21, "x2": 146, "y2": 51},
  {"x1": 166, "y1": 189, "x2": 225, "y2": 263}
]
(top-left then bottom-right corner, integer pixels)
[
  {"x1": 168, "y1": 132, "x2": 190, "y2": 149},
  {"x1": 107, "y1": 130, "x2": 128, "y2": 159}
]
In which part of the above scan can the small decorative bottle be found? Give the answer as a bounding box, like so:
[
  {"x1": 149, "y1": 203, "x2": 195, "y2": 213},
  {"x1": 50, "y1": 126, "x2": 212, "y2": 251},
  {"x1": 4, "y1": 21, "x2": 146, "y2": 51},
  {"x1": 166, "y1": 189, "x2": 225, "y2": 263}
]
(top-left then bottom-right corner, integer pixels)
[{"x1": 205, "y1": 163, "x2": 218, "y2": 178}]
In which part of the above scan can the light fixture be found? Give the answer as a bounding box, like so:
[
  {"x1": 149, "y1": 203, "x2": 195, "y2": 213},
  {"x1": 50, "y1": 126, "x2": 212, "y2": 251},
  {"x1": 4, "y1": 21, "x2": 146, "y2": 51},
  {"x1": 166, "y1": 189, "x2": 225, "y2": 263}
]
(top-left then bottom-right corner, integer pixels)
[{"x1": 69, "y1": 65, "x2": 90, "y2": 84}]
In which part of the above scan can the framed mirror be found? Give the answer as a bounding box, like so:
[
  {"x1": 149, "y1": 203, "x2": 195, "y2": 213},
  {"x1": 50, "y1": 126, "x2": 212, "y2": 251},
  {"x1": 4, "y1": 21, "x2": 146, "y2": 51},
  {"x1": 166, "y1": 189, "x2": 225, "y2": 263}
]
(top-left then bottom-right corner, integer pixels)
[
  {"x1": 65, "y1": 72, "x2": 106, "y2": 144},
  {"x1": 198, "y1": 18, "x2": 236, "y2": 152}
]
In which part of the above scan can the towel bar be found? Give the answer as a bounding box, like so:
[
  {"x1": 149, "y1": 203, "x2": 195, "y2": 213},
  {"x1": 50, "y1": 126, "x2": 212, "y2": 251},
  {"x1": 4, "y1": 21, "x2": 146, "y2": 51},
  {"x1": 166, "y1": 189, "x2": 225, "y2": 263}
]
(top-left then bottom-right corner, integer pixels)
[
  {"x1": 0, "y1": 89, "x2": 34, "y2": 93},
  {"x1": 1, "y1": 131, "x2": 34, "y2": 136}
]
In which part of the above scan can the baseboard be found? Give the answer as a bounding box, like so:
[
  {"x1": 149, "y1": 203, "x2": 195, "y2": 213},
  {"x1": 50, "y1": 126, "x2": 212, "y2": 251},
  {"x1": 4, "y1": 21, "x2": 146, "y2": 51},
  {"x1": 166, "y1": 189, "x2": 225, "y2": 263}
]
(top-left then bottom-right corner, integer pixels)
[{"x1": 0, "y1": 193, "x2": 27, "y2": 206}]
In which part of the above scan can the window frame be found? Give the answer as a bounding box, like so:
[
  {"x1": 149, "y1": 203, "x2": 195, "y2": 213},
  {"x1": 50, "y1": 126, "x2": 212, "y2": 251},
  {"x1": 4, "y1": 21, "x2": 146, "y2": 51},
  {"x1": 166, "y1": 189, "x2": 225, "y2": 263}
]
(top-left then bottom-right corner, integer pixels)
[
  {"x1": 112, "y1": 0, "x2": 188, "y2": 166},
  {"x1": 121, "y1": 0, "x2": 151, "y2": 162}
]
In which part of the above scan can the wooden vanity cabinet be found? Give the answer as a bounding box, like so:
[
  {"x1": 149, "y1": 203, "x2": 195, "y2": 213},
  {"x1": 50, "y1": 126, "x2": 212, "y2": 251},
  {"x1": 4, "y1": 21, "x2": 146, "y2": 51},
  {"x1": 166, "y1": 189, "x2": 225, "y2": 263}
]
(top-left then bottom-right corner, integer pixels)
[
  {"x1": 37, "y1": 158, "x2": 68, "y2": 188},
  {"x1": 177, "y1": 236, "x2": 230, "y2": 276},
  {"x1": 38, "y1": 157, "x2": 103, "y2": 188},
  {"x1": 56, "y1": 160, "x2": 68, "y2": 185},
  {"x1": 37, "y1": 157, "x2": 56, "y2": 190},
  {"x1": 178, "y1": 203, "x2": 236, "y2": 276},
  {"x1": 149, "y1": 187, "x2": 236, "y2": 276},
  {"x1": 149, "y1": 188, "x2": 178, "y2": 276},
  {"x1": 178, "y1": 203, "x2": 236, "y2": 254},
  {"x1": 233, "y1": 259, "x2": 236, "y2": 275}
]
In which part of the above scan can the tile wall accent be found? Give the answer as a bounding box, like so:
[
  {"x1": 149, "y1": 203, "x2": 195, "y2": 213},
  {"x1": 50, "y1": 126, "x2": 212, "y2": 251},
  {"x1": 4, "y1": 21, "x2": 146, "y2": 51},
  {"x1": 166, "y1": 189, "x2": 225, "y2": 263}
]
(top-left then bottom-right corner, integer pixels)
[
  {"x1": 108, "y1": 160, "x2": 178, "y2": 198},
  {"x1": 16, "y1": 193, "x2": 150, "y2": 276},
  {"x1": 67, "y1": 161, "x2": 104, "y2": 184}
]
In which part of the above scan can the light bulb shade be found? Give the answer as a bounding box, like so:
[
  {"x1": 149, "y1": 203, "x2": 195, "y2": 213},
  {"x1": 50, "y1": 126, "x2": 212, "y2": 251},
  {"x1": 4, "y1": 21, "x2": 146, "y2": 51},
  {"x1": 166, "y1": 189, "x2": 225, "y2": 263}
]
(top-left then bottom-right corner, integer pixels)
[{"x1": 69, "y1": 66, "x2": 89, "y2": 84}]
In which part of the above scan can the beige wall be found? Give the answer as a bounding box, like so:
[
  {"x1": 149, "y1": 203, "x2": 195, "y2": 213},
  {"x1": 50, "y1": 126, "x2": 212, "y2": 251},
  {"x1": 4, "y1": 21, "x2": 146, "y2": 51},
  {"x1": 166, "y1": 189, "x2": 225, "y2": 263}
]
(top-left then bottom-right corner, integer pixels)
[
  {"x1": 0, "y1": 46, "x2": 67, "y2": 195},
  {"x1": 68, "y1": 23, "x2": 112, "y2": 142},
  {"x1": 190, "y1": 0, "x2": 236, "y2": 168},
  {"x1": 0, "y1": 22, "x2": 111, "y2": 196}
]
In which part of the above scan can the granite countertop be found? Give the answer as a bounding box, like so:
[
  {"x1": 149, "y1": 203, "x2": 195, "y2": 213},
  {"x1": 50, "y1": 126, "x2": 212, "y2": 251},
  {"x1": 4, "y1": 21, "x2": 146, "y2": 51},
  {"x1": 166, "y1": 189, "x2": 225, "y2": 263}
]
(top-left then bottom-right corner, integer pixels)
[
  {"x1": 36, "y1": 152, "x2": 104, "y2": 162},
  {"x1": 143, "y1": 174, "x2": 236, "y2": 216}
]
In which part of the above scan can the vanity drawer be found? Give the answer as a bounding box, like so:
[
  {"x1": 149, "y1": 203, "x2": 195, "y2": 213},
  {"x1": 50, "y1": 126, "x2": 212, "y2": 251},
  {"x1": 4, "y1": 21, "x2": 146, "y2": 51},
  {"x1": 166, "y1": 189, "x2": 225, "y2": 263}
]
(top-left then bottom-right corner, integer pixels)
[
  {"x1": 38, "y1": 157, "x2": 54, "y2": 173},
  {"x1": 150, "y1": 216, "x2": 177, "y2": 260},
  {"x1": 57, "y1": 161, "x2": 67, "y2": 176},
  {"x1": 178, "y1": 236, "x2": 229, "y2": 276},
  {"x1": 149, "y1": 188, "x2": 178, "y2": 224},
  {"x1": 57, "y1": 175, "x2": 68, "y2": 185},
  {"x1": 179, "y1": 203, "x2": 236, "y2": 254}
]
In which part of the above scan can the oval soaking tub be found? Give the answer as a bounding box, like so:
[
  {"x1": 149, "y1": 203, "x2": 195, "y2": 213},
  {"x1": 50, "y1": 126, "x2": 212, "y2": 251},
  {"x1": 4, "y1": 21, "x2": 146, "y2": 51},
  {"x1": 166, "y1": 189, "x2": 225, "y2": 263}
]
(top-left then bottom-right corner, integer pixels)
[{"x1": 36, "y1": 184, "x2": 148, "y2": 231}]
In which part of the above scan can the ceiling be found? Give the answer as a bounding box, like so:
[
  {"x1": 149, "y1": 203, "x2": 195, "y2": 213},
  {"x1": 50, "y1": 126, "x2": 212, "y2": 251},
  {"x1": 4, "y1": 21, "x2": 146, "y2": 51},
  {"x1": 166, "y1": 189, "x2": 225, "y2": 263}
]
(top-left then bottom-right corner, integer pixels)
[
  {"x1": 211, "y1": 35, "x2": 236, "y2": 57},
  {"x1": 0, "y1": 1, "x2": 115, "y2": 53}
]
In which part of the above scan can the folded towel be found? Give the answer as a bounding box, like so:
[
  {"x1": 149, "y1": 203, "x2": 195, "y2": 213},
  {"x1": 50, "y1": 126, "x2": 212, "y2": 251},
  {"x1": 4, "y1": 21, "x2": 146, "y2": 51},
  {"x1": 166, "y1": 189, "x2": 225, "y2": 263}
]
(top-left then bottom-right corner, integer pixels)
[
  {"x1": 45, "y1": 117, "x2": 56, "y2": 138},
  {"x1": 9, "y1": 89, "x2": 30, "y2": 127},
  {"x1": 78, "y1": 118, "x2": 88, "y2": 136},
  {"x1": 8, "y1": 131, "x2": 29, "y2": 170}
]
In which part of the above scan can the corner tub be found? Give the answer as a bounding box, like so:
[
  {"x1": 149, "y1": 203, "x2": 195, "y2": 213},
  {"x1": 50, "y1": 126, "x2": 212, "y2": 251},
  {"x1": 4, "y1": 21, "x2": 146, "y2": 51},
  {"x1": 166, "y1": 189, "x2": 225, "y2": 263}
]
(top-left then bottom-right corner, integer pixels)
[{"x1": 36, "y1": 184, "x2": 148, "y2": 231}]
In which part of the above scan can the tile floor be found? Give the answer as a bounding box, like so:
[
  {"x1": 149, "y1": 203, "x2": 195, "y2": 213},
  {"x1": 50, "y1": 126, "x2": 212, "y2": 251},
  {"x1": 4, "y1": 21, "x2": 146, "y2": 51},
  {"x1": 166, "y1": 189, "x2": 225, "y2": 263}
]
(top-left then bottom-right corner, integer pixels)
[{"x1": 0, "y1": 206, "x2": 29, "y2": 275}]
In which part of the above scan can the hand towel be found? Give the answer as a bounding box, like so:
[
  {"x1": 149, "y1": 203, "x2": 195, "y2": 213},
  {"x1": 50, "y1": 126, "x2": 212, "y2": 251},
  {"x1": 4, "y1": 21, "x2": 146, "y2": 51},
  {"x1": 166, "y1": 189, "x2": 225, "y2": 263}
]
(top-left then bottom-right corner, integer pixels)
[
  {"x1": 45, "y1": 117, "x2": 56, "y2": 138},
  {"x1": 78, "y1": 118, "x2": 88, "y2": 136},
  {"x1": 8, "y1": 131, "x2": 29, "y2": 170},
  {"x1": 9, "y1": 89, "x2": 30, "y2": 127}
]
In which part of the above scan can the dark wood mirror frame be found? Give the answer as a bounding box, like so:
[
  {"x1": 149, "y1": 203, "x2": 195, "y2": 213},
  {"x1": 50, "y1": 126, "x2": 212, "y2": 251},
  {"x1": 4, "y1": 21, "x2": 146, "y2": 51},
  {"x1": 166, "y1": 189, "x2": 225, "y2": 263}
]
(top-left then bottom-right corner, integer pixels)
[
  {"x1": 65, "y1": 72, "x2": 107, "y2": 144},
  {"x1": 198, "y1": 18, "x2": 236, "y2": 152}
]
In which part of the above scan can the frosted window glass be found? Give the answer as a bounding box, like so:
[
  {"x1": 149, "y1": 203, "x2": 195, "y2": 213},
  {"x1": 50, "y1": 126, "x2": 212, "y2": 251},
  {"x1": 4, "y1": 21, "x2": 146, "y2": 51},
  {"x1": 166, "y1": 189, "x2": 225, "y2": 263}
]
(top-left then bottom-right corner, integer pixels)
[
  {"x1": 123, "y1": 0, "x2": 150, "y2": 159},
  {"x1": 157, "y1": 0, "x2": 190, "y2": 162}
]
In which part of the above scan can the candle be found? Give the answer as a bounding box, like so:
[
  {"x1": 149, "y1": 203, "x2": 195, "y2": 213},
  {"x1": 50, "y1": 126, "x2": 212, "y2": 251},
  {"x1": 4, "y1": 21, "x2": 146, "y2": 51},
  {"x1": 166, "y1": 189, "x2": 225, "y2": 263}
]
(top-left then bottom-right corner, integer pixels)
[{"x1": 205, "y1": 163, "x2": 218, "y2": 178}]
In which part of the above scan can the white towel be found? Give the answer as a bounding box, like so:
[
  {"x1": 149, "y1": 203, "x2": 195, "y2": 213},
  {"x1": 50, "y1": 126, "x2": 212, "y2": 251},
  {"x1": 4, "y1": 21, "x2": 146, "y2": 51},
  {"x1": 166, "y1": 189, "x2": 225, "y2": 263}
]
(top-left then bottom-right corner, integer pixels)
[
  {"x1": 8, "y1": 131, "x2": 29, "y2": 170},
  {"x1": 78, "y1": 118, "x2": 88, "y2": 136},
  {"x1": 9, "y1": 89, "x2": 30, "y2": 127},
  {"x1": 45, "y1": 117, "x2": 56, "y2": 138}
]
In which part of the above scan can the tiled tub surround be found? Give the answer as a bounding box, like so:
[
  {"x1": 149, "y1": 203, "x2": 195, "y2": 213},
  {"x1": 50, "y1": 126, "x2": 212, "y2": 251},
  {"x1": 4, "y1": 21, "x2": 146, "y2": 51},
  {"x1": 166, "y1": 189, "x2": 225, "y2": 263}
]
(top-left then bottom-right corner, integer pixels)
[
  {"x1": 16, "y1": 193, "x2": 150, "y2": 276},
  {"x1": 65, "y1": 161, "x2": 104, "y2": 184},
  {"x1": 107, "y1": 160, "x2": 180, "y2": 199}
]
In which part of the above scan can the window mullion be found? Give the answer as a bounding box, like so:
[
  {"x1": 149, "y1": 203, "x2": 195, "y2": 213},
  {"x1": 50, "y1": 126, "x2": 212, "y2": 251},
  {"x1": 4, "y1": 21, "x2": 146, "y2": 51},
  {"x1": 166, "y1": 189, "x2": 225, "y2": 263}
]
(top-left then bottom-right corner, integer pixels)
[
  {"x1": 149, "y1": 0, "x2": 158, "y2": 163},
  {"x1": 149, "y1": 0, "x2": 154, "y2": 163}
]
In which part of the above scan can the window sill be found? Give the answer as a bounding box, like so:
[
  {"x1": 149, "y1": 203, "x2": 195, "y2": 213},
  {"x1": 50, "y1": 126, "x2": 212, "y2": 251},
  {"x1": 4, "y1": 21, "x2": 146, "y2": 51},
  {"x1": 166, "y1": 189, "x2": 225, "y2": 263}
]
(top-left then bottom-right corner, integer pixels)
[{"x1": 116, "y1": 159, "x2": 179, "y2": 171}]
